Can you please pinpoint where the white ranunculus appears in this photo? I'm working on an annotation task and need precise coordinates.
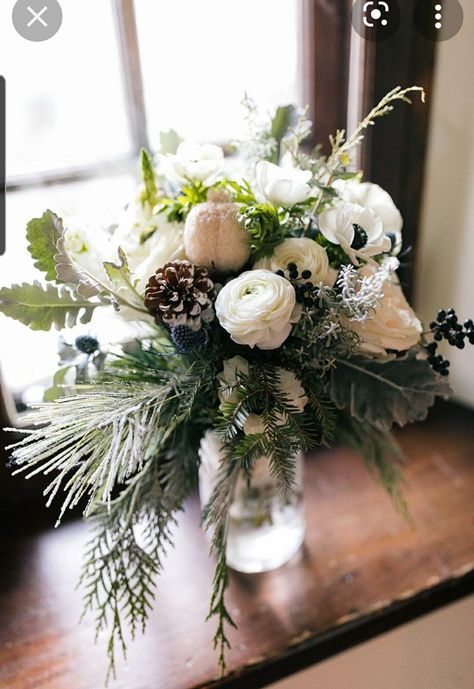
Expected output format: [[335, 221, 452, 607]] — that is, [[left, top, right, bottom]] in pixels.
[[318, 202, 391, 265], [256, 161, 313, 208], [165, 141, 224, 183], [218, 355, 250, 404], [215, 270, 300, 350], [254, 237, 330, 284], [333, 179, 403, 254], [350, 266, 422, 355]]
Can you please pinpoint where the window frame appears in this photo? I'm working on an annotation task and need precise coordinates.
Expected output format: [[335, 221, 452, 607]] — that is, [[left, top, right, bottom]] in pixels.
[[5, 0, 146, 194]]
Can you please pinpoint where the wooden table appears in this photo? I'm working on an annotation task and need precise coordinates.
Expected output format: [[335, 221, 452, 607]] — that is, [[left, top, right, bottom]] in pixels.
[[1, 402, 474, 689]]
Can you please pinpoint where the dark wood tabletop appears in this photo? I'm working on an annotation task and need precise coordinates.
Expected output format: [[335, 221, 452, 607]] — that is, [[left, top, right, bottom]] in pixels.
[[1, 401, 474, 689]]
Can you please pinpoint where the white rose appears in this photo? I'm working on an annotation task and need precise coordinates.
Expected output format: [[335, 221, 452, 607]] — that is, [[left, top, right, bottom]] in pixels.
[[218, 355, 250, 404], [318, 202, 391, 266], [165, 141, 224, 183], [256, 161, 313, 208], [215, 270, 300, 350], [254, 237, 330, 284], [333, 179, 403, 254], [350, 266, 422, 355]]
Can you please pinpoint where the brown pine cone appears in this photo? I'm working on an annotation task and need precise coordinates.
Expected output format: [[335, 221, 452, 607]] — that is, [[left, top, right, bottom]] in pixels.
[[144, 260, 215, 331]]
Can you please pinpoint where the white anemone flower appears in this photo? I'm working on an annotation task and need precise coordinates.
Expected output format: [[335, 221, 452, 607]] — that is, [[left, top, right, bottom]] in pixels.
[[318, 202, 391, 265], [333, 179, 403, 254]]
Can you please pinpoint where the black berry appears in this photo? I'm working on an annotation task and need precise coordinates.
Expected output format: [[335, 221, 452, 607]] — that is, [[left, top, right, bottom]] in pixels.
[[75, 335, 99, 355]]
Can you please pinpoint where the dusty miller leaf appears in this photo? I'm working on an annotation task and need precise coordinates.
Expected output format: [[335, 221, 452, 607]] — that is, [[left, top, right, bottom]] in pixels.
[[0, 281, 98, 331], [25, 209, 101, 298], [103, 248, 143, 309], [330, 352, 451, 430], [54, 236, 101, 299], [26, 209, 64, 282]]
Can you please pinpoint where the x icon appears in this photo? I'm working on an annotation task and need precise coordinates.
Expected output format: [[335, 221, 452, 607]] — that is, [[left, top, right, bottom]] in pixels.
[[26, 5, 48, 27]]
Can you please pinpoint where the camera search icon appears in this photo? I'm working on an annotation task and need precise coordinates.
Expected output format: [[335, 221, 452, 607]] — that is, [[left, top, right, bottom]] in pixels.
[[352, 0, 402, 41]]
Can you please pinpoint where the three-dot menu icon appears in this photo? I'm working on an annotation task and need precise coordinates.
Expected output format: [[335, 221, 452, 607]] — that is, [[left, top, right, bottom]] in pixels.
[[413, 0, 463, 41]]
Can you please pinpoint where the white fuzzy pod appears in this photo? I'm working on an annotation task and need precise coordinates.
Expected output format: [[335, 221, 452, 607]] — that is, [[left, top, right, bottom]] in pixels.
[[184, 200, 251, 273]]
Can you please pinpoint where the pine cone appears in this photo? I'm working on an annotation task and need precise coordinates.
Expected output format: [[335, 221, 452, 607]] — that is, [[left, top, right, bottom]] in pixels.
[[144, 260, 214, 331]]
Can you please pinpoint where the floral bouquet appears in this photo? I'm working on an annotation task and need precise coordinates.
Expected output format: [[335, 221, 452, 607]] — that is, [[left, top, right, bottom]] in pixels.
[[1, 86, 472, 679]]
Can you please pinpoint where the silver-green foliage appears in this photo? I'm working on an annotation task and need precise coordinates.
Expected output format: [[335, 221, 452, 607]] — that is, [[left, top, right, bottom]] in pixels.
[[0, 280, 99, 330], [330, 352, 451, 430]]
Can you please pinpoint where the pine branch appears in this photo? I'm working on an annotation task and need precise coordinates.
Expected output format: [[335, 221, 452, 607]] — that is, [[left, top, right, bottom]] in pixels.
[[201, 451, 240, 677], [8, 382, 176, 523], [305, 387, 337, 447], [79, 455, 190, 683], [338, 415, 412, 523]]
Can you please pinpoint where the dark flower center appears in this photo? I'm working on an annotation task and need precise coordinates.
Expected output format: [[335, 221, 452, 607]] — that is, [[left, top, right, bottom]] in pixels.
[[351, 223, 368, 250]]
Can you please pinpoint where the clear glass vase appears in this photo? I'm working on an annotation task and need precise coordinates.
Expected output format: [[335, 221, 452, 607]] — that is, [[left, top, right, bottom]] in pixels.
[[199, 431, 305, 574]]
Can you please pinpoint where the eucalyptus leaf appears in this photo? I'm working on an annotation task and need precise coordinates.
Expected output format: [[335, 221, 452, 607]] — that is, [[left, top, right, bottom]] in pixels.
[[330, 352, 451, 430], [0, 281, 99, 331]]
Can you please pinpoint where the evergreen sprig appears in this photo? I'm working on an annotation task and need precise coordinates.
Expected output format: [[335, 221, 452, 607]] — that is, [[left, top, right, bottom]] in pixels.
[[338, 414, 412, 522], [80, 450, 192, 683]]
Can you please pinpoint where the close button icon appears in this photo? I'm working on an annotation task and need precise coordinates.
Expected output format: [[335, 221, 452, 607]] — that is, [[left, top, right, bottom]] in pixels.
[[12, 0, 62, 42]]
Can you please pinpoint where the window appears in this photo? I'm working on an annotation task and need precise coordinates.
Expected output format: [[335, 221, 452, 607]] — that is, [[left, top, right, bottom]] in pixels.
[[0, 0, 299, 405], [0, 0, 436, 410]]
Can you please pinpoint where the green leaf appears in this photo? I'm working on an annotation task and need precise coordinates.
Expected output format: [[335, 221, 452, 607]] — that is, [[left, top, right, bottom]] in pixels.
[[159, 128, 182, 155], [0, 281, 98, 331], [330, 352, 451, 430], [26, 210, 64, 282], [270, 105, 297, 163], [43, 365, 74, 402], [139, 148, 159, 209]]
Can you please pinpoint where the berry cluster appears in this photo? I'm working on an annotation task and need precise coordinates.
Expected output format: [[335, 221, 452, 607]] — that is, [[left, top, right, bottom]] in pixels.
[[425, 309, 474, 376], [424, 341, 450, 376], [429, 309, 474, 348], [275, 264, 318, 308], [171, 326, 208, 354]]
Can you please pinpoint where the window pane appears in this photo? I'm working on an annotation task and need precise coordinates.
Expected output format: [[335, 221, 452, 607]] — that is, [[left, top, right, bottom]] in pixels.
[[0, 174, 136, 396], [135, 0, 299, 144], [1, 0, 132, 177]]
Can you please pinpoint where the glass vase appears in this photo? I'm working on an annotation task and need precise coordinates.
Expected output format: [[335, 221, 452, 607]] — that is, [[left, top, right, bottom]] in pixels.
[[199, 431, 305, 574]]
